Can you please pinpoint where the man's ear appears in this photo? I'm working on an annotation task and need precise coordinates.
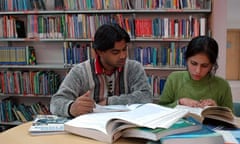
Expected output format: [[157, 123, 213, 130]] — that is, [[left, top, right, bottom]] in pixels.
[[95, 49, 103, 56]]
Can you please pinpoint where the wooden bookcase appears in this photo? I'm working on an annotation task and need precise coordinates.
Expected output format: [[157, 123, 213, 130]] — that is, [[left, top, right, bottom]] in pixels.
[[0, 0, 213, 125]]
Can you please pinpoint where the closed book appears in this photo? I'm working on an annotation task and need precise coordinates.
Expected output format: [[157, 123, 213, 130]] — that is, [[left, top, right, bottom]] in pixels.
[[15, 20, 26, 38], [122, 116, 202, 141], [147, 125, 224, 144], [29, 115, 69, 135], [159, 125, 224, 144]]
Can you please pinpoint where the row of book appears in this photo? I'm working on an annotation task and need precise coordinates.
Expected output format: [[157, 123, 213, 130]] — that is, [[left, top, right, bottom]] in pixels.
[[62, 42, 91, 65], [0, 46, 36, 65], [0, 42, 183, 63], [0, 0, 211, 11], [136, 16, 207, 39], [0, 0, 47, 11], [0, 70, 61, 95], [133, 43, 187, 67], [148, 75, 166, 97], [62, 41, 187, 68], [134, 0, 211, 10], [10, 14, 207, 40], [0, 99, 50, 123], [0, 16, 26, 38]]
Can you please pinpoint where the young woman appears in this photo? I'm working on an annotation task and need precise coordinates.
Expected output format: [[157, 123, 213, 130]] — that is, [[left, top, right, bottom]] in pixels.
[[159, 36, 233, 110]]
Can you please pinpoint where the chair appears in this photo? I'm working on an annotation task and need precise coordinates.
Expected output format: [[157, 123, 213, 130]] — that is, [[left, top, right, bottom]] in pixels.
[[233, 102, 240, 117]]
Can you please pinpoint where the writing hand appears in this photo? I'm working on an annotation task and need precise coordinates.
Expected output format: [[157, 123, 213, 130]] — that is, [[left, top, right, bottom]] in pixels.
[[69, 90, 95, 117]]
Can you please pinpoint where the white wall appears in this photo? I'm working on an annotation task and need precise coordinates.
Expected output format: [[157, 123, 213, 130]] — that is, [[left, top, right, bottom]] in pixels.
[[227, 0, 240, 29], [212, 1, 227, 78], [227, 0, 240, 102]]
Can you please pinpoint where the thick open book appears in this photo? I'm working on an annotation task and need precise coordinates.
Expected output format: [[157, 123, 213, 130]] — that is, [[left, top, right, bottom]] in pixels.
[[29, 115, 69, 135], [64, 103, 189, 143], [175, 105, 240, 128]]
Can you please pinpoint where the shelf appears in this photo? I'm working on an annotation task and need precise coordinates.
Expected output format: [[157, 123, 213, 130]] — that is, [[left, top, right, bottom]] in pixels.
[[0, 9, 211, 15], [0, 10, 65, 15], [0, 64, 69, 70], [144, 66, 186, 71], [0, 121, 22, 126], [1, 94, 52, 98], [131, 38, 192, 42], [0, 38, 192, 42]]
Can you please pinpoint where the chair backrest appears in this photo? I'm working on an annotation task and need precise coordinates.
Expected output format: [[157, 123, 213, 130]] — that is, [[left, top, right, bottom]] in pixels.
[[233, 102, 240, 117]]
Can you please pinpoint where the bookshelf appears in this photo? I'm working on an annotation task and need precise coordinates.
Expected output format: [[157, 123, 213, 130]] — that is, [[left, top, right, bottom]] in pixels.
[[0, 0, 213, 125]]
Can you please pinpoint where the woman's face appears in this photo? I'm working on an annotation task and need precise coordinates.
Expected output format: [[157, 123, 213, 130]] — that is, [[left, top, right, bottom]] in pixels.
[[187, 53, 213, 80]]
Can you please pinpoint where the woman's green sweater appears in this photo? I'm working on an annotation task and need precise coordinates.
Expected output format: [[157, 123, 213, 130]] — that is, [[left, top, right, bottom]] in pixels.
[[159, 71, 233, 110]]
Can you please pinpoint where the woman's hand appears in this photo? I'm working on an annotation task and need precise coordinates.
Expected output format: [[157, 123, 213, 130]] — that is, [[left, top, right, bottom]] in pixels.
[[179, 98, 200, 107], [199, 99, 217, 108]]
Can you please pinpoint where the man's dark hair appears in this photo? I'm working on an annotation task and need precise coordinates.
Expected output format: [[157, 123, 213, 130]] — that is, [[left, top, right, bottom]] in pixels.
[[93, 23, 130, 51]]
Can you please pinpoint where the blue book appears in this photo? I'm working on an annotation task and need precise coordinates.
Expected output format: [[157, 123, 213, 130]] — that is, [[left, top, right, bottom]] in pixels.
[[122, 117, 202, 141], [231, 129, 240, 142], [159, 125, 224, 144]]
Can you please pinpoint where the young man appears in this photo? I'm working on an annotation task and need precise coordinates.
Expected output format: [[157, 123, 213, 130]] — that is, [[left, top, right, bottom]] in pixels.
[[50, 24, 152, 117]]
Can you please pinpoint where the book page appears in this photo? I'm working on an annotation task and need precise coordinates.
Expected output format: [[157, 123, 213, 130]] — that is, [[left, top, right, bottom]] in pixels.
[[93, 103, 142, 113], [175, 105, 203, 116], [175, 105, 203, 122], [111, 103, 189, 129]]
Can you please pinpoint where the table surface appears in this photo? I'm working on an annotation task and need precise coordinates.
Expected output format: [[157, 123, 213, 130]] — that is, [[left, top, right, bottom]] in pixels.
[[0, 122, 147, 144]]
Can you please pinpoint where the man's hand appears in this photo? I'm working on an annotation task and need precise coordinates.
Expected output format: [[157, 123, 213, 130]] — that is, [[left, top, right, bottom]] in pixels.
[[69, 91, 95, 117], [98, 98, 107, 106]]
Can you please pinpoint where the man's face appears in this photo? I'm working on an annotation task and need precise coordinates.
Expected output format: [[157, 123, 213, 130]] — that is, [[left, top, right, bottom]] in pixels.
[[97, 40, 128, 71]]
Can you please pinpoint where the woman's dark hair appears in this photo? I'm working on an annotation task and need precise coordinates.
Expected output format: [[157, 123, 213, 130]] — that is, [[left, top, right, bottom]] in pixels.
[[93, 23, 130, 51], [185, 36, 219, 74]]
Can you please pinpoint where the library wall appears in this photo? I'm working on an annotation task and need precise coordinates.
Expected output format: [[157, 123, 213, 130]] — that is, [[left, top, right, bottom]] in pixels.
[[227, 0, 240, 29], [226, 0, 240, 102], [211, 0, 227, 78]]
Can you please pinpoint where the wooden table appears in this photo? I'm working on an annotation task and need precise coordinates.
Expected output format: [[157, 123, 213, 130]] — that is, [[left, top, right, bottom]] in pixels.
[[0, 122, 147, 144]]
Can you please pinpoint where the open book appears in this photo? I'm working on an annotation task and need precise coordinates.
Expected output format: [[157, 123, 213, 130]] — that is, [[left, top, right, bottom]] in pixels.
[[175, 105, 240, 128], [29, 115, 69, 135], [93, 103, 142, 113], [64, 103, 189, 143]]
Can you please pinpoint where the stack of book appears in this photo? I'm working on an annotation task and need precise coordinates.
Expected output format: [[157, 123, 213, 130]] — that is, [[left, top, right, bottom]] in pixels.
[[64, 103, 199, 143], [28, 103, 240, 144], [29, 115, 69, 135]]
